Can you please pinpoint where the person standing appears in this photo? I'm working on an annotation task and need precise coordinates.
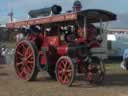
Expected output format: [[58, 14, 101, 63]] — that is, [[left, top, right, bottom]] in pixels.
[[73, 0, 82, 12], [16, 31, 24, 42], [121, 48, 128, 70]]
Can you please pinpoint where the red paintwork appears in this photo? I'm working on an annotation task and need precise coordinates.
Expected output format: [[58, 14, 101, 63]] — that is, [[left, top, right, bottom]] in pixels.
[[26, 25, 100, 65], [27, 33, 36, 41], [40, 55, 46, 65], [75, 38, 85, 44], [47, 36, 59, 47], [38, 51, 46, 65], [42, 36, 59, 47], [6, 13, 77, 28], [57, 44, 68, 56], [89, 41, 100, 48]]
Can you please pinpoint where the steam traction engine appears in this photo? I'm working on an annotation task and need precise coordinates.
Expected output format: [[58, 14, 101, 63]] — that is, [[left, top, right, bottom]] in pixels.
[[6, 5, 116, 86]]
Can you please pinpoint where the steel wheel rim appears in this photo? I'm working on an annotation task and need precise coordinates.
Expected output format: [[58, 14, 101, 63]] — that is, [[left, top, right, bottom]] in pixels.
[[56, 57, 74, 86], [15, 41, 35, 80]]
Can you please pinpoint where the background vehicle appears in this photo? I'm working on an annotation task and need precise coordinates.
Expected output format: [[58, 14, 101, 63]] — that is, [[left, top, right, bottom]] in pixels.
[[6, 6, 116, 86]]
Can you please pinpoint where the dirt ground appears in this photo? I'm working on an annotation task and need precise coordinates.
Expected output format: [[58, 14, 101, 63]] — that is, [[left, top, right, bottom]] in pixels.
[[0, 64, 128, 96]]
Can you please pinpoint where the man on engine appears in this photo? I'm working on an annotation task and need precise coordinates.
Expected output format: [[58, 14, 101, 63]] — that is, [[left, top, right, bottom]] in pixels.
[[73, 0, 82, 12]]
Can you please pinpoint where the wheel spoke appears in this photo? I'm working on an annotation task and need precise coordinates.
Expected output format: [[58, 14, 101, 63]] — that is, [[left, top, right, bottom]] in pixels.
[[20, 64, 25, 72], [19, 68, 25, 78], [67, 72, 72, 77], [27, 60, 33, 64], [19, 71, 24, 78], [63, 75, 69, 84], [23, 66, 29, 75], [58, 63, 63, 70], [16, 61, 23, 66], [25, 64, 32, 73], [27, 60, 34, 70], [17, 51, 23, 57], [25, 47, 31, 57], [58, 70, 63, 74], [21, 43, 27, 50], [62, 74, 65, 80], [67, 63, 71, 69], [26, 53, 33, 59], [25, 47, 29, 56], [63, 60, 68, 69], [66, 69, 72, 73]]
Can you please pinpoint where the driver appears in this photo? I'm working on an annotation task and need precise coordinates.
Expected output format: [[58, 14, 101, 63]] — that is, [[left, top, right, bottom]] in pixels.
[[86, 24, 102, 48], [76, 23, 102, 47], [65, 26, 75, 42]]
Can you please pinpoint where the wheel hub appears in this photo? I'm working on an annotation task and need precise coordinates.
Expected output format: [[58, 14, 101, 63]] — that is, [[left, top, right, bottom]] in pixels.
[[62, 69, 66, 73]]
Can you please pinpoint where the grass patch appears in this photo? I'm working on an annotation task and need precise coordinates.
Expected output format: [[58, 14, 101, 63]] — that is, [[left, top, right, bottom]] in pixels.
[[1, 42, 16, 48], [106, 63, 120, 70]]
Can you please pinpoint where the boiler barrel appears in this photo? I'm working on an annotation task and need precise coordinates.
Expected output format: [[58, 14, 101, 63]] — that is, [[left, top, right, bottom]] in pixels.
[[28, 5, 62, 18], [29, 7, 52, 18]]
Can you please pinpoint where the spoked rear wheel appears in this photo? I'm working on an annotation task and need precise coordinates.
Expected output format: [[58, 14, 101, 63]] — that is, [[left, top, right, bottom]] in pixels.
[[56, 56, 75, 86], [14, 40, 38, 81]]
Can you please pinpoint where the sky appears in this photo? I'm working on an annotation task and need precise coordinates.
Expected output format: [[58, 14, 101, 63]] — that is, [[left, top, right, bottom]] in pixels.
[[0, 0, 128, 22]]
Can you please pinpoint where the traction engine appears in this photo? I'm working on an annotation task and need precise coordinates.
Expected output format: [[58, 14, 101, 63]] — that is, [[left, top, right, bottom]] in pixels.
[[6, 5, 117, 86]]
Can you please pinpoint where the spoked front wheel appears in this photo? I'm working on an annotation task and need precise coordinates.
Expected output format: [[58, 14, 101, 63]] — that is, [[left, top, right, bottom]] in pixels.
[[56, 56, 75, 86]]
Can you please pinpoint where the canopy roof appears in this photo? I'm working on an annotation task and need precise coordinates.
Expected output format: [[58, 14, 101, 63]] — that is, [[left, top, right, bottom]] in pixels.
[[78, 9, 117, 23], [6, 9, 116, 28]]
